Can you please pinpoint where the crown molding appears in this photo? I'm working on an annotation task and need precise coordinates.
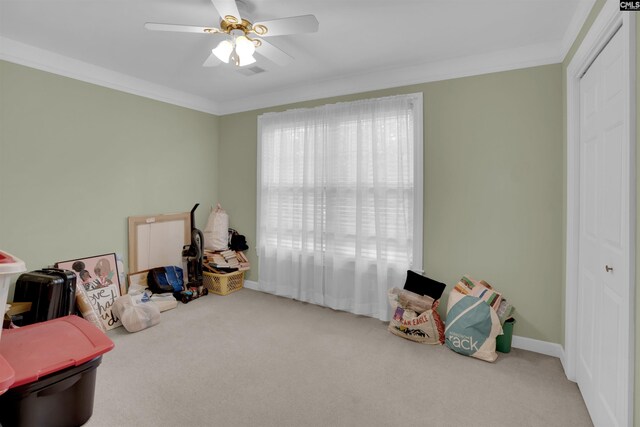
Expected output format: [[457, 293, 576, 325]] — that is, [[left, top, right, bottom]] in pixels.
[[219, 41, 564, 115], [220, 0, 596, 115], [0, 36, 222, 115], [558, 0, 598, 60], [1, 0, 594, 118]]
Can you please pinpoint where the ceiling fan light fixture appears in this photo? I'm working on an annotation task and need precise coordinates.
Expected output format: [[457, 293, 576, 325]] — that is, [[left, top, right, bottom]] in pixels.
[[238, 54, 256, 67], [145, 3, 319, 70], [235, 35, 255, 57], [212, 40, 234, 63]]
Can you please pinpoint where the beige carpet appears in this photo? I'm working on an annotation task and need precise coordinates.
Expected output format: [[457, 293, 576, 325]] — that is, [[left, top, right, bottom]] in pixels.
[[85, 288, 592, 427]]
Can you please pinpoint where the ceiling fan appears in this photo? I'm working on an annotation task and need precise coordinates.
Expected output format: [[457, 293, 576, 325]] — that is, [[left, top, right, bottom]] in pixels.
[[144, 0, 319, 67]]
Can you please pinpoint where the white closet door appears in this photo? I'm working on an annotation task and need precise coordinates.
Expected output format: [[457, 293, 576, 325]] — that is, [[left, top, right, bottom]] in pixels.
[[577, 27, 630, 427]]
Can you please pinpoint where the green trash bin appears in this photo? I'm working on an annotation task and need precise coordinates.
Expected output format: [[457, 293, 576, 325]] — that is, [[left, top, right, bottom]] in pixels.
[[496, 317, 516, 353]]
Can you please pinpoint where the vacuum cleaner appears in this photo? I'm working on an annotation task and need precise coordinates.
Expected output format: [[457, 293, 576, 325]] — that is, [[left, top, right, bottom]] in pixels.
[[180, 203, 208, 303]]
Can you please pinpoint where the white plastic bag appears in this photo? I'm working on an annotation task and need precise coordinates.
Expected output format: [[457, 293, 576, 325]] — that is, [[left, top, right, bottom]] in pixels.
[[204, 203, 229, 251], [112, 293, 160, 333]]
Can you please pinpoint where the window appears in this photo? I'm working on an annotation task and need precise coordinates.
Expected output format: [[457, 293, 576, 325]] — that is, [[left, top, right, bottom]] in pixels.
[[257, 93, 423, 320]]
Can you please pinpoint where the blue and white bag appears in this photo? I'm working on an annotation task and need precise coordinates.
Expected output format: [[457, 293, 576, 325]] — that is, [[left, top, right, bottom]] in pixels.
[[445, 290, 502, 362]]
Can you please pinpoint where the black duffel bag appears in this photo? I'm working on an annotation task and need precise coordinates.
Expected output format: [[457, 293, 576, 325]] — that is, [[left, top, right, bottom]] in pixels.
[[147, 266, 184, 294], [228, 228, 249, 251]]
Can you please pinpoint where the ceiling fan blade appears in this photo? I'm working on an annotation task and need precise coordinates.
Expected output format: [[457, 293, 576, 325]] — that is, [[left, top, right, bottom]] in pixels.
[[210, 0, 241, 23], [203, 51, 223, 67], [254, 15, 319, 37], [256, 38, 293, 66], [145, 22, 220, 34]]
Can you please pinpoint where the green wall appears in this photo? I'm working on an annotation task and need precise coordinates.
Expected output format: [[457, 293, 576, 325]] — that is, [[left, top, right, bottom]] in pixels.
[[2, 5, 636, 420], [0, 60, 219, 293], [2, 7, 635, 417], [219, 64, 564, 343]]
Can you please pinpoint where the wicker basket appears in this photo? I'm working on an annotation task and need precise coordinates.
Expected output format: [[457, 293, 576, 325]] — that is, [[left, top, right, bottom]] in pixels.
[[203, 271, 244, 295]]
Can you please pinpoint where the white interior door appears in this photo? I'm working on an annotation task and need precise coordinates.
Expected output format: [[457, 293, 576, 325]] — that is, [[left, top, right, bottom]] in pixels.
[[577, 27, 631, 427]]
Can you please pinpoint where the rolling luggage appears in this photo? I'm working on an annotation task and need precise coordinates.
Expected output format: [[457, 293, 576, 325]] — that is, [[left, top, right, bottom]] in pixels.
[[13, 269, 77, 325]]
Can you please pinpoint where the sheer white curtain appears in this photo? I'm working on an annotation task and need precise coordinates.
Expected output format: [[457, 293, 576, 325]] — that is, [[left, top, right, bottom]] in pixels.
[[257, 93, 422, 320]]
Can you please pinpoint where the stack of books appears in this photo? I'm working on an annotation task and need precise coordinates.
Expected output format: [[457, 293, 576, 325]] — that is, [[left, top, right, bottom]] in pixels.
[[203, 249, 250, 274], [204, 250, 229, 267], [221, 250, 240, 269], [236, 251, 250, 272], [454, 276, 502, 312]]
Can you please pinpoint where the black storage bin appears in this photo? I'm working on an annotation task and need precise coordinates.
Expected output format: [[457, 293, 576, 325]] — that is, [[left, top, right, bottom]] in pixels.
[[13, 269, 77, 325], [0, 316, 114, 427], [0, 357, 102, 427]]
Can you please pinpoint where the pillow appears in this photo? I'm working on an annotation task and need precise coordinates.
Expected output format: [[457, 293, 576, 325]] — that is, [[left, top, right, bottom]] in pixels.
[[403, 270, 447, 300]]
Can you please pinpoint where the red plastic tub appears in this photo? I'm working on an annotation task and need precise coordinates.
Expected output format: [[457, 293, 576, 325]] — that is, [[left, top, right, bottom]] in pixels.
[[0, 250, 26, 341], [0, 315, 114, 426], [0, 354, 14, 395]]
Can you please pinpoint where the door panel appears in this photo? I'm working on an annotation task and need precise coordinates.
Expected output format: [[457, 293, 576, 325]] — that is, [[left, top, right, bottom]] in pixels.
[[577, 269, 596, 379], [577, 27, 629, 427]]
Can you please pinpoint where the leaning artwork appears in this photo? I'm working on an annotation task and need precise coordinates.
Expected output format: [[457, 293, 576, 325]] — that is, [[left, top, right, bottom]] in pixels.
[[56, 252, 122, 331]]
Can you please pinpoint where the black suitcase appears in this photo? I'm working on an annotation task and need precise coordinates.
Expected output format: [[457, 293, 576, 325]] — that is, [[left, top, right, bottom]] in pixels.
[[13, 268, 77, 325]]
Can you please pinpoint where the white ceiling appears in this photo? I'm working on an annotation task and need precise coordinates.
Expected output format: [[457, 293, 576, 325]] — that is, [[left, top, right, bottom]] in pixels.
[[0, 0, 595, 115]]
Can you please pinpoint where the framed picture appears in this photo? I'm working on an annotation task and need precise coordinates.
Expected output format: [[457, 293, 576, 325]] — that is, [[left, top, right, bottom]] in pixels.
[[56, 252, 122, 331]]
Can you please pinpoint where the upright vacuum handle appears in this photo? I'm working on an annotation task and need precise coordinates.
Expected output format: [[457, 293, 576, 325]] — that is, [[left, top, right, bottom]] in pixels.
[[190, 203, 199, 232]]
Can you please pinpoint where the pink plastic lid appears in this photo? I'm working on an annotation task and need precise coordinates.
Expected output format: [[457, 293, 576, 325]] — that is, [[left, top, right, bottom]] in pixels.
[[0, 316, 114, 388], [0, 250, 26, 274], [0, 354, 15, 394], [0, 253, 14, 263]]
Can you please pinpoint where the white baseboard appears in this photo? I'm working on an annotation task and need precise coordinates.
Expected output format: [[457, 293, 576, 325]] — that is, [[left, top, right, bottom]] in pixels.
[[243, 280, 566, 363], [512, 335, 565, 360], [244, 279, 259, 290]]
